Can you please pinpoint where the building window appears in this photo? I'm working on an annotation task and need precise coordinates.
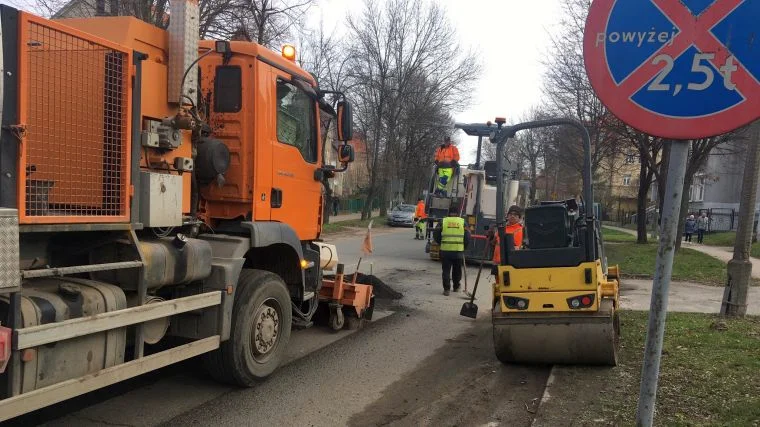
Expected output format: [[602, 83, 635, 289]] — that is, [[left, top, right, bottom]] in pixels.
[[691, 175, 705, 202], [624, 154, 636, 164], [622, 175, 631, 186]]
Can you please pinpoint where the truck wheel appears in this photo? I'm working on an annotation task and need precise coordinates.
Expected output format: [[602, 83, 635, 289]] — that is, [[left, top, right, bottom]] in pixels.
[[203, 269, 292, 387]]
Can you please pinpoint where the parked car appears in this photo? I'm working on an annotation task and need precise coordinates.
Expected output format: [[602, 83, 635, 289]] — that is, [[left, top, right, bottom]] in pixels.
[[387, 204, 416, 227]]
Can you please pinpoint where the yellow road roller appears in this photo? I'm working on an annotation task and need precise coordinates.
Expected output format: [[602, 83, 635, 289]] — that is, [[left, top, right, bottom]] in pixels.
[[486, 118, 620, 366]]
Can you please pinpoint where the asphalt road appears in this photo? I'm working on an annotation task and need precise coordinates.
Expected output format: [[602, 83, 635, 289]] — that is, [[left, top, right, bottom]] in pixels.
[[6, 226, 548, 427]]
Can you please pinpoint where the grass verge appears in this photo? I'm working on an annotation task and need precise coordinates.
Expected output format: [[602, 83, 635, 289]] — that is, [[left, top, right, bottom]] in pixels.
[[322, 216, 389, 235], [602, 227, 637, 243], [703, 231, 760, 258], [605, 242, 728, 285], [577, 311, 760, 426], [702, 231, 737, 247]]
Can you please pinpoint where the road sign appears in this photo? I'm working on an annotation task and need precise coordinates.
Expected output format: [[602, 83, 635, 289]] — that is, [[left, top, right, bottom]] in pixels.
[[584, 0, 760, 139]]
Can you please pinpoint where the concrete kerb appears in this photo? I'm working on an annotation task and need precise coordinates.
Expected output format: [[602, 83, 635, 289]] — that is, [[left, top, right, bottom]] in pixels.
[[531, 227, 760, 424]]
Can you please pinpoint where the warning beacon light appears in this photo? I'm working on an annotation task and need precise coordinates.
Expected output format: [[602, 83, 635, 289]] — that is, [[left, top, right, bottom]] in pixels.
[[282, 44, 296, 62]]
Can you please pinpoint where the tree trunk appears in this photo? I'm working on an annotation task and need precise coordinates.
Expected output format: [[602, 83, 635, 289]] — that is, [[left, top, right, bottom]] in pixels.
[[656, 142, 671, 219], [722, 121, 760, 317], [322, 182, 332, 225], [636, 155, 650, 244], [674, 167, 695, 251], [362, 189, 374, 220], [379, 177, 389, 217]]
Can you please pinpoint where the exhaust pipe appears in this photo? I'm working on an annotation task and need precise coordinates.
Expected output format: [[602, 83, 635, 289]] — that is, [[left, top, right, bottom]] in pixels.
[[167, 0, 199, 105]]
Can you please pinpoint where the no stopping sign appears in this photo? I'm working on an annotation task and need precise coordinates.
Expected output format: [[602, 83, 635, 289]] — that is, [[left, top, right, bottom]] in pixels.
[[583, 0, 760, 139]]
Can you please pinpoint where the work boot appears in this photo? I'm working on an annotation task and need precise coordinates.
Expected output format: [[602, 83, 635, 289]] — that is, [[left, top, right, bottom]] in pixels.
[[453, 284, 460, 292], [443, 289, 450, 296]]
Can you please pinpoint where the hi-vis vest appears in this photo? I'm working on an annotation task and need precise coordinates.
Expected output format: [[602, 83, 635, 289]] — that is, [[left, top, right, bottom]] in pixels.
[[441, 217, 465, 252]]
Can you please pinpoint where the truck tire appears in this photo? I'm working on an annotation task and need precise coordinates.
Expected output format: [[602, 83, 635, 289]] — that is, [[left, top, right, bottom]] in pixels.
[[203, 269, 292, 386]]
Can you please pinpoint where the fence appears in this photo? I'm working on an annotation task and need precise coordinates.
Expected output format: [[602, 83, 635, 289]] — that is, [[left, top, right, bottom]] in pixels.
[[699, 208, 734, 232], [334, 197, 380, 214]]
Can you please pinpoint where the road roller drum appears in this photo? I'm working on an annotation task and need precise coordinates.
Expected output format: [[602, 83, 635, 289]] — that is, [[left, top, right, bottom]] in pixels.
[[492, 299, 619, 365]]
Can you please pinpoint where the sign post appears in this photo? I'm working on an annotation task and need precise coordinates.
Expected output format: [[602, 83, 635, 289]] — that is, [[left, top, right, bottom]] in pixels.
[[583, 1, 760, 425], [634, 139, 687, 425]]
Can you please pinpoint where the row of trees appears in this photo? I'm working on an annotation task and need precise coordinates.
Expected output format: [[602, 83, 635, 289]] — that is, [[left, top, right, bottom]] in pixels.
[[496, 0, 749, 249], [26, 0, 742, 238], [295, 0, 481, 219]]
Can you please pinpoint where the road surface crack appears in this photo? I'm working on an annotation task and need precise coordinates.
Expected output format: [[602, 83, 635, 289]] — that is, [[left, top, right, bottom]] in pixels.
[[74, 415, 135, 427]]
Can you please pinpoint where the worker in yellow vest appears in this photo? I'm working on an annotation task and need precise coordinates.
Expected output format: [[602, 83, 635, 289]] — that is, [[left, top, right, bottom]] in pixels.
[[433, 206, 471, 296]]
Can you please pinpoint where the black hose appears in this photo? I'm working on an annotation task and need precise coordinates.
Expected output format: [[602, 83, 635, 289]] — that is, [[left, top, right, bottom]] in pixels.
[[190, 166, 199, 220], [177, 48, 213, 105]]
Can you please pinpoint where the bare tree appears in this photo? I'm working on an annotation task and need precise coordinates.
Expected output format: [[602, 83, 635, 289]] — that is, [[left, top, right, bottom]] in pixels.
[[18, 0, 313, 46], [345, 0, 481, 219], [542, 0, 621, 185], [514, 108, 550, 204], [226, 0, 315, 47]]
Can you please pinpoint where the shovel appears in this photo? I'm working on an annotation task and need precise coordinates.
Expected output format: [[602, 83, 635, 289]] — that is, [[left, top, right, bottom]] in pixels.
[[460, 246, 490, 318], [461, 258, 487, 318]]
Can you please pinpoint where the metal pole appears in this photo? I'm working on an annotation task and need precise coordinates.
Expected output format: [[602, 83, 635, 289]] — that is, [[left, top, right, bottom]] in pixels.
[[473, 136, 484, 221], [635, 139, 689, 426], [495, 138, 506, 225]]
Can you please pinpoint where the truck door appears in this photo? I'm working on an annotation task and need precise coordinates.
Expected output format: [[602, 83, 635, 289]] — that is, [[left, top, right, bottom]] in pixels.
[[270, 77, 322, 240]]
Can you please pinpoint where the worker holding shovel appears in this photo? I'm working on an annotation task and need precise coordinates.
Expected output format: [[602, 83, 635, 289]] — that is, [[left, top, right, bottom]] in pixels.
[[433, 206, 471, 296]]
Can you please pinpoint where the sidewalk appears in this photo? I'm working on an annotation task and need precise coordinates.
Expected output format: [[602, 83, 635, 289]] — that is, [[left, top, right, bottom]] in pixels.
[[329, 210, 380, 223], [604, 225, 760, 279]]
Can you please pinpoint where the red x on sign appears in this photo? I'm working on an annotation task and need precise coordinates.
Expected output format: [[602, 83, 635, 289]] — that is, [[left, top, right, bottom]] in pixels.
[[584, 0, 760, 139]]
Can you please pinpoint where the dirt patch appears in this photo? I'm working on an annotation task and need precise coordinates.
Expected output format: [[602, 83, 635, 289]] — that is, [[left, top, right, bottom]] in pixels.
[[348, 320, 550, 427], [324, 273, 403, 300]]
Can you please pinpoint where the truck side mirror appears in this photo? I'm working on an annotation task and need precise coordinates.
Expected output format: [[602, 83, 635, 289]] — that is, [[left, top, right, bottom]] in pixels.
[[339, 144, 354, 163], [336, 100, 353, 142]]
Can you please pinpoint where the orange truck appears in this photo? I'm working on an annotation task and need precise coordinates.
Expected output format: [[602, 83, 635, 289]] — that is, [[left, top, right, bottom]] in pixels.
[[0, 0, 373, 420]]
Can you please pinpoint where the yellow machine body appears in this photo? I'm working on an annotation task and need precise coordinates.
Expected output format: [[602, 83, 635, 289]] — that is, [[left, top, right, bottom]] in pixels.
[[492, 260, 621, 365]]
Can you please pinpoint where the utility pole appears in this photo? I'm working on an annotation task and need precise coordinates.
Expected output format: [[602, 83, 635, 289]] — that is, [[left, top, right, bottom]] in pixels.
[[721, 120, 760, 317]]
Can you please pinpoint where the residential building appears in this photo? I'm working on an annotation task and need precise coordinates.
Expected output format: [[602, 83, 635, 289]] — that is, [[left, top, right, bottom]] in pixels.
[[598, 150, 646, 222], [342, 135, 370, 196], [686, 143, 760, 232]]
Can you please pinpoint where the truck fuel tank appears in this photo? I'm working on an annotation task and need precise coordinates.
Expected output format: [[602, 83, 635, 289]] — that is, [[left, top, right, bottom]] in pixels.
[[91, 235, 213, 290]]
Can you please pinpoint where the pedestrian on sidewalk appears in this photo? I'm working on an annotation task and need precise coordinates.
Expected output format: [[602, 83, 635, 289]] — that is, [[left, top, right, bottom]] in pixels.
[[332, 196, 340, 216], [697, 213, 709, 243], [684, 214, 697, 242], [433, 206, 471, 296]]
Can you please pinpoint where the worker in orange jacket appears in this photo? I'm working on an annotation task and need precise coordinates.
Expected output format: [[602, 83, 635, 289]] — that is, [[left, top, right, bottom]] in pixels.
[[414, 197, 427, 239], [434, 137, 460, 196], [490, 205, 524, 276]]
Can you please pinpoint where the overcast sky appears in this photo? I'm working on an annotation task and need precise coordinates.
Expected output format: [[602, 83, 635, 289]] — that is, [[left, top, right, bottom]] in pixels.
[[1, 0, 565, 164], [315, 0, 564, 164]]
